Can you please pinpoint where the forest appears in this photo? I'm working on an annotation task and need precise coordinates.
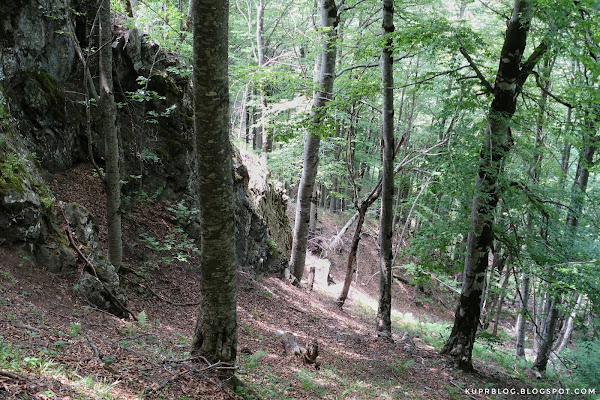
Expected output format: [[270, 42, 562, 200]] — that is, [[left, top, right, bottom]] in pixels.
[[0, 0, 599, 399]]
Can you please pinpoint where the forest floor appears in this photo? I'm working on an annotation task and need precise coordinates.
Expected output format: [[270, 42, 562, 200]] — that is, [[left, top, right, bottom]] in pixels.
[[0, 163, 559, 399]]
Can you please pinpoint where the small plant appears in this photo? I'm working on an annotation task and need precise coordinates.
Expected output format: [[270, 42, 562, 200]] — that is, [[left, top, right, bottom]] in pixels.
[[168, 200, 199, 224], [444, 383, 462, 400], [136, 310, 148, 328], [0, 268, 15, 284], [243, 350, 267, 372], [68, 322, 82, 337], [392, 359, 415, 374], [117, 324, 137, 336]]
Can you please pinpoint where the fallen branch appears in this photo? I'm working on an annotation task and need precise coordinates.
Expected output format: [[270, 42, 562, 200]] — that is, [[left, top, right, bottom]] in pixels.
[[0, 370, 26, 380], [144, 356, 237, 398], [58, 203, 136, 320], [16, 323, 41, 333], [328, 211, 359, 251], [84, 332, 101, 360]]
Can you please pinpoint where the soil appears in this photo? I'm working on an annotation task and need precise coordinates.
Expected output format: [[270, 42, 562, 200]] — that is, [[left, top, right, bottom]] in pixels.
[[0, 163, 539, 399]]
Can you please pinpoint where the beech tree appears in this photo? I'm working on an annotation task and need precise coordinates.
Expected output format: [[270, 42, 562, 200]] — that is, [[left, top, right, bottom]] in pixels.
[[191, 0, 238, 365], [289, 0, 339, 283], [376, 0, 394, 340], [441, 0, 547, 371], [98, 0, 122, 270]]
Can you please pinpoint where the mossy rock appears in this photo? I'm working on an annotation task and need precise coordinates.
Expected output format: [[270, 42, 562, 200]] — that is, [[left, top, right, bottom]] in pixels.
[[0, 151, 27, 194], [23, 71, 67, 122]]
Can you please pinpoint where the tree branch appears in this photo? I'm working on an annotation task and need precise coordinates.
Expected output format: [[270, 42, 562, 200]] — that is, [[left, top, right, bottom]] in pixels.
[[336, 62, 379, 78], [459, 46, 494, 94], [531, 70, 574, 108]]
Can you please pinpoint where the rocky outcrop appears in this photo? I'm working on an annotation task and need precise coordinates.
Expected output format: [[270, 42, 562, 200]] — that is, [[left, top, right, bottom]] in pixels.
[[0, 0, 77, 83], [0, 0, 291, 281], [0, 123, 77, 274], [238, 150, 292, 274]]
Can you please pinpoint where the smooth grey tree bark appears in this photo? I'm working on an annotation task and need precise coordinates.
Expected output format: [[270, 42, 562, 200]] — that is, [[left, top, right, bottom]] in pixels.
[[441, 0, 547, 371], [289, 0, 338, 283], [515, 273, 531, 358], [191, 0, 238, 366], [376, 0, 395, 340], [533, 115, 597, 372], [554, 293, 583, 354], [515, 57, 553, 358], [98, 0, 122, 271]]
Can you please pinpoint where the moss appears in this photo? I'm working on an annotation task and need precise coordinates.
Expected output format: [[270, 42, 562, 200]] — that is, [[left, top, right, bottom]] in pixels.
[[0, 151, 26, 194], [24, 71, 67, 122]]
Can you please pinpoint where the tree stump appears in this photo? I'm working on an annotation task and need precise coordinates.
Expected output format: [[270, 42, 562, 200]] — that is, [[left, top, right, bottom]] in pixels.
[[280, 332, 320, 369]]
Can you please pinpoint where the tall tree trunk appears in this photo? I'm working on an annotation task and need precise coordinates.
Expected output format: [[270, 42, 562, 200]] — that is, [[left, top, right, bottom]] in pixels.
[[376, 0, 395, 340], [534, 286, 551, 354], [289, 0, 338, 283], [183, 0, 194, 31], [191, 0, 237, 366], [336, 204, 368, 306], [515, 272, 530, 358], [337, 184, 382, 306], [253, 106, 263, 151], [255, 0, 271, 161], [554, 293, 583, 354], [329, 125, 342, 213], [516, 58, 552, 357], [441, 0, 545, 371], [99, 0, 122, 271], [309, 184, 318, 233], [492, 262, 510, 336], [532, 296, 560, 372], [533, 114, 597, 372]]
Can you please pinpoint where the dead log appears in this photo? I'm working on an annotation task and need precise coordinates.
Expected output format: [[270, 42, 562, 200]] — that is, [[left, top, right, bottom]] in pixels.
[[280, 332, 320, 369]]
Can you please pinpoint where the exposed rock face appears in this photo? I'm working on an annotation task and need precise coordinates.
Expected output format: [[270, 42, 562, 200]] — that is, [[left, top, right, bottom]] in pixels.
[[0, 0, 291, 281], [238, 150, 292, 274], [63, 202, 128, 318], [0, 0, 76, 83], [0, 127, 77, 274]]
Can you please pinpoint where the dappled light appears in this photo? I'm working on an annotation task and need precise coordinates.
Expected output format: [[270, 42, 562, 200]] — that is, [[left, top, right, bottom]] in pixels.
[[1, 0, 599, 398]]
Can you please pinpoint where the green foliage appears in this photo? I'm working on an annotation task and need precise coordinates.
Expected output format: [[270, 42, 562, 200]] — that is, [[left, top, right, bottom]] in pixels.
[[136, 310, 148, 328], [392, 359, 416, 375], [167, 200, 199, 225], [565, 339, 600, 389], [68, 322, 82, 337], [139, 227, 199, 268], [0, 152, 25, 193]]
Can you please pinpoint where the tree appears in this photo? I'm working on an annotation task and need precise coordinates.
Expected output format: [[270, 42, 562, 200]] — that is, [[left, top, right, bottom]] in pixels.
[[191, 0, 238, 366], [376, 0, 394, 340], [533, 112, 598, 372], [288, 0, 338, 284], [98, 0, 122, 271], [441, 0, 547, 371]]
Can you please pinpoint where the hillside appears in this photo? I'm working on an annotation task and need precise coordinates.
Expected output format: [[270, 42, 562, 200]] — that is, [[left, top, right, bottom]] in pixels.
[[0, 161, 547, 400]]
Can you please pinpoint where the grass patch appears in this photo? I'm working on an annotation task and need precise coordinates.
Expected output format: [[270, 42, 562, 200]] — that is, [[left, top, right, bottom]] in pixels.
[[0, 341, 120, 399]]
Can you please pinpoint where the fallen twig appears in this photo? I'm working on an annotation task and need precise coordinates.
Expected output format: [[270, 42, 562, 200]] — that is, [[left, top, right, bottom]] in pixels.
[[0, 370, 26, 380], [59, 204, 137, 320], [84, 332, 101, 360]]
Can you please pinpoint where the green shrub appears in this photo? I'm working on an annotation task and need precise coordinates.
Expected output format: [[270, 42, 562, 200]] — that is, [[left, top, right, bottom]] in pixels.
[[565, 339, 600, 389]]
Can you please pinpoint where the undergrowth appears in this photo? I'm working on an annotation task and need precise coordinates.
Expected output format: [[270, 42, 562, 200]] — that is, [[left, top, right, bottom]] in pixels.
[[0, 341, 120, 399]]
